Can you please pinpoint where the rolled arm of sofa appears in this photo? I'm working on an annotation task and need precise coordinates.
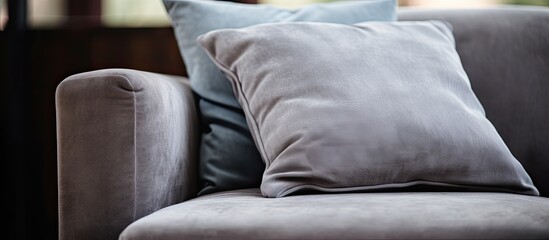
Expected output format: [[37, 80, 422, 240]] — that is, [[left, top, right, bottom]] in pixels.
[[56, 69, 199, 240]]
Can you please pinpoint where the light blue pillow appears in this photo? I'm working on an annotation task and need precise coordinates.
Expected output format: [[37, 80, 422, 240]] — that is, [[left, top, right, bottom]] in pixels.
[[163, 0, 397, 195]]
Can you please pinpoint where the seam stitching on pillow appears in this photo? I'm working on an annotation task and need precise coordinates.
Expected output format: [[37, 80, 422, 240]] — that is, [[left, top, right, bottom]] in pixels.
[[278, 181, 532, 198], [428, 21, 455, 45]]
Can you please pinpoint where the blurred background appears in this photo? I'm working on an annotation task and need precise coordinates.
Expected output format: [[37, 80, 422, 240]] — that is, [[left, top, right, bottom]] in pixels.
[[1, 0, 547, 239], [2, 0, 547, 28]]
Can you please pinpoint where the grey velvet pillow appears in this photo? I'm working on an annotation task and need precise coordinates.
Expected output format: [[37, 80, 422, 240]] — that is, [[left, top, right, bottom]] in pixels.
[[198, 21, 539, 198], [163, 0, 398, 195]]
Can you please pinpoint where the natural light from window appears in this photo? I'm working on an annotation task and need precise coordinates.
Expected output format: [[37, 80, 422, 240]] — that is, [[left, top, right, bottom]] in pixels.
[[102, 0, 169, 27], [0, 0, 7, 30], [8, 0, 547, 29]]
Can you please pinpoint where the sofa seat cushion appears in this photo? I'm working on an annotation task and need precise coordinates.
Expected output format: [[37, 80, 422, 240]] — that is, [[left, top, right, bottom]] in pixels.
[[120, 189, 549, 239]]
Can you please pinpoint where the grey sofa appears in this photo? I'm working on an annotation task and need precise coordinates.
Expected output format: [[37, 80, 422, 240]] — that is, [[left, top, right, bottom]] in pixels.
[[56, 8, 549, 240]]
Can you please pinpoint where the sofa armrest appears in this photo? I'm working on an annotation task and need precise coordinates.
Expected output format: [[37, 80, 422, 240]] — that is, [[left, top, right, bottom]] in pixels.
[[56, 69, 199, 240]]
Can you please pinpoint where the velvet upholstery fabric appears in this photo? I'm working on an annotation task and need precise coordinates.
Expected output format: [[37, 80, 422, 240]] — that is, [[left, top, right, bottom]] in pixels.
[[120, 188, 549, 240], [398, 7, 549, 197], [56, 7, 549, 240], [163, 0, 398, 195], [198, 21, 538, 198], [56, 69, 199, 240]]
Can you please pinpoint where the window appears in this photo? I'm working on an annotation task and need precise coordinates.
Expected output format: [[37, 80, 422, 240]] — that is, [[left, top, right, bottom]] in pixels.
[[26, 0, 172, 28], [1, 0, 8, 29], [9, 0, 547, 29], [101, 0, 170, 27], [29, 0, 65, 27]]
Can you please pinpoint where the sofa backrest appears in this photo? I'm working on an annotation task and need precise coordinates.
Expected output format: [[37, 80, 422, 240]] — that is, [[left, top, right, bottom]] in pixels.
[[399, 7, 549, 196]]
